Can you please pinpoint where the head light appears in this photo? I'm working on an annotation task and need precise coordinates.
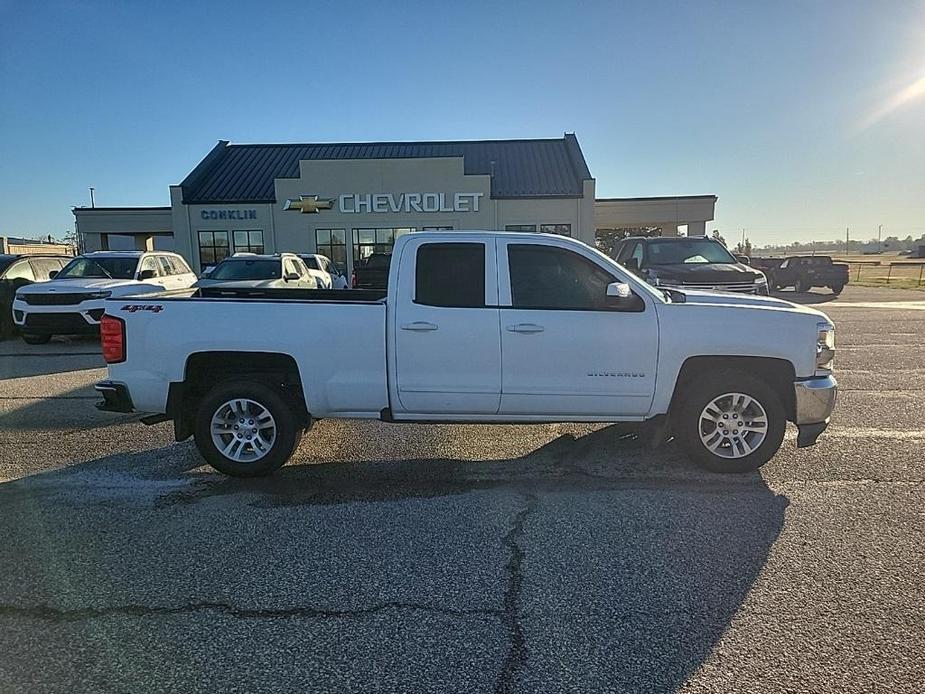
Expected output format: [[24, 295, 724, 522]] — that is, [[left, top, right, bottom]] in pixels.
[[816, 322, 835, 372], [755, 274, 768, 285]]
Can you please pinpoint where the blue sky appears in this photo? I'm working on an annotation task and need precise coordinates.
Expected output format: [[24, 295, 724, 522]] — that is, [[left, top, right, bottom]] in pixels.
[[1, 0, 923, 245]]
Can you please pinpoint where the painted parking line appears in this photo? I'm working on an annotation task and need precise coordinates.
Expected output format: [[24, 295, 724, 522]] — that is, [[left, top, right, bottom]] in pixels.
[[826, 301, 925, 310]]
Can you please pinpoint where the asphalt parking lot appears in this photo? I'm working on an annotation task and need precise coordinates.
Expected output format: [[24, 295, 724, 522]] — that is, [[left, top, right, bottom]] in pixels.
[[0, 285, 922, 693]]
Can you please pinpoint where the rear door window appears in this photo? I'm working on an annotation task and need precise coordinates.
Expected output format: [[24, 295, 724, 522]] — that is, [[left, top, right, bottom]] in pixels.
[[415, 243, 485, 308], [5, 260, 35, 281]]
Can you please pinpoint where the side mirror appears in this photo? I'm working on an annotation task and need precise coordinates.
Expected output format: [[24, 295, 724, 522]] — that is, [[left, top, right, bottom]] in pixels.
[[284, 272, 301, 282], [49, 270, 58, 279], [735, 255, 751, 266], [606, 281, 645, 311], [623, 257, 639, 272], [138, 269, 156, 281]]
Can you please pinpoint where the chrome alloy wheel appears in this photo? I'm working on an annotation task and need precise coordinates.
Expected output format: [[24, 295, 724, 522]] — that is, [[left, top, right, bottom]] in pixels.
[[210, 398, 277, 463], [698, 392, 769, 460]]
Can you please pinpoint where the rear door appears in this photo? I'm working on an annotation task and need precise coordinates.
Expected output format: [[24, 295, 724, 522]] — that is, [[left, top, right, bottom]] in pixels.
[[392, 237, 501, 415], [497, 239, 659, 417]]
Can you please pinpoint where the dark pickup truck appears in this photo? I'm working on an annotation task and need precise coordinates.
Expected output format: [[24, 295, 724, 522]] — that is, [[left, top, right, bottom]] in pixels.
[[351, 253, 392, 290], [762, 256, 850, 295]]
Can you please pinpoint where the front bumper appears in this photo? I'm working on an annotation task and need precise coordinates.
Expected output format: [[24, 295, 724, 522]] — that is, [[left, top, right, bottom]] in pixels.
[[12, 298, 105, 335], [793, 375, 837, 447], [95, 381, 135, 413]]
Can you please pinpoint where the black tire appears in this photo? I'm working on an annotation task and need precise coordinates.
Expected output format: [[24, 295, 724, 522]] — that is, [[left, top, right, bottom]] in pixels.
[[831, 283, 845, 295], [794, 278, 809, 293], [675, 369, 786, 473], [193, 379, 303, 477], [22, 333, 52, 345]]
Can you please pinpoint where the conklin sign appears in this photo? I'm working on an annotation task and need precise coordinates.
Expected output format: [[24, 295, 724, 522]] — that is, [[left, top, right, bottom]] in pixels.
[[339, 192, 483, 214]]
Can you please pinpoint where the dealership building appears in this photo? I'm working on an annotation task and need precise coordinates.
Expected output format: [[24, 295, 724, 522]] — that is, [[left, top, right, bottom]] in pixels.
[[74, 134, 716, 274]]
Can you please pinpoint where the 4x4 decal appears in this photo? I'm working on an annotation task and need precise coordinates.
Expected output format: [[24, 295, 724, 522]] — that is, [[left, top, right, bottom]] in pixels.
[[121, 304, 164, 313]]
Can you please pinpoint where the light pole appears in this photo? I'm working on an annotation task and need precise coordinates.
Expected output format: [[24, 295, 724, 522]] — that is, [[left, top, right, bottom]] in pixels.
[[878, 224, 882, 253], [89, 187, 96, 208]]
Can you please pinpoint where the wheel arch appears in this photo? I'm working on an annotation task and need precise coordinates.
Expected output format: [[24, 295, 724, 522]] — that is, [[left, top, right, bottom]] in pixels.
[[668, 355, 797, 423], [170, 351, 309, 441]]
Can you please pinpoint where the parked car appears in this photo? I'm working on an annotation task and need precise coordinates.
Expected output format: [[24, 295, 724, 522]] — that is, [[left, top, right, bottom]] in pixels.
[[12, 251, 196, 344], [767, 256, 849, 294], [0, 255, 70, 338], [612, 236, 769, 295], [96, 231, 836, 478], [194, 253, 318, 290], [297, 253, 347, 289], [351, 253, 391, 289]]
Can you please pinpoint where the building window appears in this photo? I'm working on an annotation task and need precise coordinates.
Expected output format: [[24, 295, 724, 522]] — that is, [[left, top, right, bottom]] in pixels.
[[415, 243, 486, 308], [422, 226, 454, 231], [505, 224, 537, 232], [233, 230, 264, 254], [198, 231, 230, 269], [540, 223, 571, 237], [315, 228, 347, 273], [353, 227, 414, 261]]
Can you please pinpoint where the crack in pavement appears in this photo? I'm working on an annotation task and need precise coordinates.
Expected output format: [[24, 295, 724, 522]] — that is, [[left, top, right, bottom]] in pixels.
[[0, 600, 499, 624], [494, 492, 538, 694]]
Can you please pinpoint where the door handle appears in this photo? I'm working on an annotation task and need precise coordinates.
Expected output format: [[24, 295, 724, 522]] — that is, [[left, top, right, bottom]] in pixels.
[[401, 321, 439, 331], [506, 323, 544, 333]]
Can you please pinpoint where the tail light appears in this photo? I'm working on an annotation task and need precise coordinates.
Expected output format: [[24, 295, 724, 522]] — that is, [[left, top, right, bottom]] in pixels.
[[351, 272, 358, 288], [100, 315, 126, 364]]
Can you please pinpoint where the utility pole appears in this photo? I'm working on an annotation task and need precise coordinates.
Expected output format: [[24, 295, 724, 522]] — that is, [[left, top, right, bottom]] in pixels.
[[89, 187, 96, 208], [846, 227, 850, 255], [878, 224, 882, 252]]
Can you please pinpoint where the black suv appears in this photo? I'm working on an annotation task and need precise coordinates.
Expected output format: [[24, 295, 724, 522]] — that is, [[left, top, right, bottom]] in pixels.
[[612, 236, 769, 295]]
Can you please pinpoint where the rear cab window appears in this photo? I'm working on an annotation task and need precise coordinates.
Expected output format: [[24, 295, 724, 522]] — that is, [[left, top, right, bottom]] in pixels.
[[415, 243, 486, 308]]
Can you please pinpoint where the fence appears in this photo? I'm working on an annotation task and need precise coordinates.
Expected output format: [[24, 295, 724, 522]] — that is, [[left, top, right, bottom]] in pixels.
[[839, 260, 925, 287]]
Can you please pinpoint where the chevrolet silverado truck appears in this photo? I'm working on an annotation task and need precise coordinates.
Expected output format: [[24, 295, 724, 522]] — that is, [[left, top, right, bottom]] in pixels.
[[95, 231, 837, 477]]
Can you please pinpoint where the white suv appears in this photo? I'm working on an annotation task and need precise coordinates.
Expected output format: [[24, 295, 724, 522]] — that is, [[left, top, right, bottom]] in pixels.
[[12, 251, 197, 344], [194, 253, 318, 290]]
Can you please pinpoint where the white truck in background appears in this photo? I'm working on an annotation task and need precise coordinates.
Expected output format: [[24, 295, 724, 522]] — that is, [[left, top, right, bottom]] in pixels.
[[95, 231, 837, 477]]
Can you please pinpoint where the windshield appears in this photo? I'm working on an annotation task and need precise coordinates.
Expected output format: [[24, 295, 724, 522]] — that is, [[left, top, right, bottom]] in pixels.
[[57, 256, 138, 279], [647, 239, 737, 265], [364, 254, 391, 269], [209, 259, 281, 280]]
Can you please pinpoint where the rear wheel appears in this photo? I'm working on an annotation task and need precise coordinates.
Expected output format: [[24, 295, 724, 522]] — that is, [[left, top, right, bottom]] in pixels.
[[794, 278, 810, 293], [675, 370, 786, 473], [193, 380, 303, 477], [22, 333, 52, 345]]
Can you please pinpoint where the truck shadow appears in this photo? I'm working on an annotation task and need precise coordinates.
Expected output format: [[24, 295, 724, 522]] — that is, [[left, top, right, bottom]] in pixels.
[[771, 289, 841, 304], [0, 425, 786, 691]]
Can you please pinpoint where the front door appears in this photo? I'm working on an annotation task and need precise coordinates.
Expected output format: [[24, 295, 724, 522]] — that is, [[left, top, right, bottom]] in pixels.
[[394, 238, 501, 415], [498, 240, 659, 417]]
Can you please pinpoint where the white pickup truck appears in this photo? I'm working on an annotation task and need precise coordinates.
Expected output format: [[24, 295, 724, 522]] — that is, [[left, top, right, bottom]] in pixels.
[[95, 231, 837, 477]]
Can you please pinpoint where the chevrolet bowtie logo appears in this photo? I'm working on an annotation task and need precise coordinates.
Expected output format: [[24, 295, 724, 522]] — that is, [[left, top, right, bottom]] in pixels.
[[283, 195, 335, 213]]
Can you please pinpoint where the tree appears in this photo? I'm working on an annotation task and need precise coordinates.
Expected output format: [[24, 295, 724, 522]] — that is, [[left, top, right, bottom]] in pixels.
[[711, 230, 727, 247]]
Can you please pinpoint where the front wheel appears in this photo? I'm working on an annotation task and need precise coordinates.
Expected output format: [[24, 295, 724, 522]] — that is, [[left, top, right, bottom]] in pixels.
[[22, 333, 52, 345], [193, 380, 303, 477], [831, 283, 845, 295], [675, 370, 786, 473]]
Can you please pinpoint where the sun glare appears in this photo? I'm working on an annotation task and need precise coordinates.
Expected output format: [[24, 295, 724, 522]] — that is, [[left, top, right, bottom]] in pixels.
[[859, 68, 925, 130]]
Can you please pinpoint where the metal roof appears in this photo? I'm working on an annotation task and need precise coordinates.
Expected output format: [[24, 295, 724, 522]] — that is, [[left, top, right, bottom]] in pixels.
[[180, 134, 592, 204]]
